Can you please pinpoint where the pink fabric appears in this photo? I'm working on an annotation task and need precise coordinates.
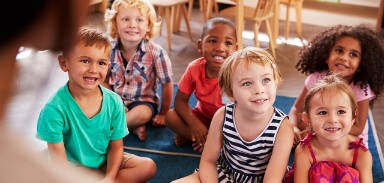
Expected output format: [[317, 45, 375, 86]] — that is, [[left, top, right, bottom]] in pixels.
[[177, 57, 223, 125], [285, 133, 367, 183]]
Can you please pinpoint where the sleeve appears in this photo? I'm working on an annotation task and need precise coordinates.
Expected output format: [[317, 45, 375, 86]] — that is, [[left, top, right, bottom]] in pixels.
[[36, 105, 65, 143], [177, 64, 196, 95], [109, 96, 129, 140], [304, 72, 323, 90], [352, 84, 376, 102], [154, 46, 173, 84]]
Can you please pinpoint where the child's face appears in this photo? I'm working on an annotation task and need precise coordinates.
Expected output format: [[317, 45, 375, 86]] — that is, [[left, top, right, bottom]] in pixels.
[[116, 6, 149, 43], [326, 36, 361, 83], [59, 42, 110, 91], [198, 23, 237, 71], [303, 90, 355, 142], [230, 63, 276, 114]]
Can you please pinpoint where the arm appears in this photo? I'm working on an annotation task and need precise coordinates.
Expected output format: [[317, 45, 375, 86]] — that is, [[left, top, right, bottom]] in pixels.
[[175, 90, 209, 149], [293, 144, 311, 183], [289, 86, 310, 144], [349, 99, 369, 137], [199, 107, 225, 183], [101, 139, 124, 183], [355, 147, 373, 183], [47, 142, 69, 167], [263, 118, 294, 182], [152, 82, 173, 126]]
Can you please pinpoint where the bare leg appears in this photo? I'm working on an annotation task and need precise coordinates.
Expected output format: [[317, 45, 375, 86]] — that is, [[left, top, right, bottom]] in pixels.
[[116, 154, 156, 183], [171, 172, 201, 183], [165, 109, 193, 145], [126, 105, 152, 141]]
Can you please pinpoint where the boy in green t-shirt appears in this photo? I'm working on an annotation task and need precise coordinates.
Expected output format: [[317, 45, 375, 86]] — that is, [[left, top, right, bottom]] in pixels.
[[36, 27, 156, 183]]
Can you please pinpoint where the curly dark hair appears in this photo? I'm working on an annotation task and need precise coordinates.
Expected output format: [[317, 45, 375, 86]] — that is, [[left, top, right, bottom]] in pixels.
[[296, 24, 384, 105]]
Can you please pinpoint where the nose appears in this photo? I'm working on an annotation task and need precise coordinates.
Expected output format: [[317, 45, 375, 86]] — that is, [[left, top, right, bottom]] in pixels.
[[88, 63, 98, 73], [327, 113, 338, 123], [253, 82, 264, 95], [214, 42, 226, 52]]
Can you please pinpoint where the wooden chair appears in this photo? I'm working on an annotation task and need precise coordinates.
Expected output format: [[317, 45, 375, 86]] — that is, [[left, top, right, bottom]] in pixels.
[[149, 0, 193, 50], [279, 0, 304, 41], [219, 0, 278, 58]]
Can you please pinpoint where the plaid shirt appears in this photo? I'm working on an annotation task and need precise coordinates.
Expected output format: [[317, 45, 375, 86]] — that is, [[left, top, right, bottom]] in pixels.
[[108, 39, 173, 106]]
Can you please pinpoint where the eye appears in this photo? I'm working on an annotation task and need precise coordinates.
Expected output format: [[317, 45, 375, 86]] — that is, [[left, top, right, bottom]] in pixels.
[[334, 48, 343, 54], [317, 111, 327, 115], [350, 52, 359, 58], [241, 81, 252, 87], [99, 61, 108, 66], [137, 18, 144, 22], [337, 110, 347, 115], [80, 59, 89, 64], [207, 39, 216, 44], [225, 41, 234, 46], [262, 78, 271, 84], [122, 18, 129, 22]]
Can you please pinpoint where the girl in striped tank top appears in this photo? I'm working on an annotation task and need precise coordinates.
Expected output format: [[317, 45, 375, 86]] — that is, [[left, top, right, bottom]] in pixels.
[[172, 47, 294, 183]]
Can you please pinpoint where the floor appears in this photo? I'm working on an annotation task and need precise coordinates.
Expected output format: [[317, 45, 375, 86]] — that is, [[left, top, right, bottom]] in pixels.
[[6, 5, 384, 159]]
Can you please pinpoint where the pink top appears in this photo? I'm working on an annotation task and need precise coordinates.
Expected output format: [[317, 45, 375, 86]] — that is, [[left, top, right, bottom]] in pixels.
[[305, 71, 375, 102], [177, 57, 223, 123], [285, 133, 368, 183]]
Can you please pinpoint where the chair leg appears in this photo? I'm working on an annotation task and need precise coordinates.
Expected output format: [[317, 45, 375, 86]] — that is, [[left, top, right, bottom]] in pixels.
[[265, 19, 276, 58], [181, 3, 194, 41], [165, 7, 172, 50], [295, 1, 303, 39], [253, 22, 260, 47], [285, 2, 291, 42], [187, 0, 194, 20]]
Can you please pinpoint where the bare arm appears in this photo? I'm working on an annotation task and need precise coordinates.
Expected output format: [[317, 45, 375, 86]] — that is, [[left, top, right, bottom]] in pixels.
[[289, 87, 310, 144], [174, 90, 208, 147], [263, 118, 294, 182], [293, 144, 311, 183], [47, 142, 69, 167], [102, 139, 124, 183], [349, 99, 369, 137], [356, 147, 373, 182], [199, 107, 225, 182], [153, 82, 173, 126]]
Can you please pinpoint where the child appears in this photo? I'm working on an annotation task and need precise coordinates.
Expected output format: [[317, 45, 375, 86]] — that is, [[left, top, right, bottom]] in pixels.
[[289, 24, 384, 145], [104, 0, 173, 141], [286, 74, 372, 182], [36, 27, 156, 183], [165, 17, 237, 152], [173, 47, 294, 182]]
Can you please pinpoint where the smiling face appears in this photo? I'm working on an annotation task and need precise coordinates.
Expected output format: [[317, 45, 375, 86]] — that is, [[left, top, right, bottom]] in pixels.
[[59, 41, 110, 93], [326, 36, 362, 83], [303, 89, 355, 142], [198, 23, 237, 72], [116, 6, 149, 44], [230, 63, 277, 114]]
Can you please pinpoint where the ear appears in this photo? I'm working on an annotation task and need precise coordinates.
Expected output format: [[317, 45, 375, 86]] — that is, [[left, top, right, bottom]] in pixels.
[[302, 112, 311, 127], [197, 39, 203, 54], [58, 55, 69, 72]]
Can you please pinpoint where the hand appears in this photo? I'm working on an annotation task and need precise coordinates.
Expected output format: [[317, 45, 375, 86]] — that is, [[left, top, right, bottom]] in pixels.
[[99, 177, 114, 183], [152, 114, 166, 127], [293, 129, 310, 146], [190, 122, 208, 151]]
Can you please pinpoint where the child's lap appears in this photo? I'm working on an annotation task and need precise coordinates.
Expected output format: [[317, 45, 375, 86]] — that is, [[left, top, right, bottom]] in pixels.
[[192, 108, 211, 128]]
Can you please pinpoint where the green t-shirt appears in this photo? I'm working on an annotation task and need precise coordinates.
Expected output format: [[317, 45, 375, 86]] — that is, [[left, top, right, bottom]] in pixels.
[[36, 84, 128, 168]]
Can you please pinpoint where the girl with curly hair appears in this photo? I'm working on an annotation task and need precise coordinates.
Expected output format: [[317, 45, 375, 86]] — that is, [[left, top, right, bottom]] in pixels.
[[289, 24, 384, 147]]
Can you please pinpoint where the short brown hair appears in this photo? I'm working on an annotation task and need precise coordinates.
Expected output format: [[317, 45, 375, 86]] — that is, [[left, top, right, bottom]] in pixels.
[[219, 47, 281, 98]]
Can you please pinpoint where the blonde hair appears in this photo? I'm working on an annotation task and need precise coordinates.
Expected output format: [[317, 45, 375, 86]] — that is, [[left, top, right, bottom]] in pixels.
[[219, 47, 282, 98], [62, 26, 111, 57], [304, 74, 358, 118], [104, 0, 161, 40]]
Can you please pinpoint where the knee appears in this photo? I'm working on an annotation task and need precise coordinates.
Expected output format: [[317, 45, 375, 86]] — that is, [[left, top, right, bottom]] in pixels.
[[142, 157, 156, 179]]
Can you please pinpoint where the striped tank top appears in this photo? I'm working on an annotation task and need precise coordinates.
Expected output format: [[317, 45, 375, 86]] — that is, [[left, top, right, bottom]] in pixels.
[[217, 103, 286, 183]]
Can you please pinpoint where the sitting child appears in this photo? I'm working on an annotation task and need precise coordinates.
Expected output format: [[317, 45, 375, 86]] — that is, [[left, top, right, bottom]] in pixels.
[[286, 74, 372, 182], [104, 0, 173, 141], [36, 27, 156, 183], [172, 47, 294, 182], [165, 17, 237, 152]]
